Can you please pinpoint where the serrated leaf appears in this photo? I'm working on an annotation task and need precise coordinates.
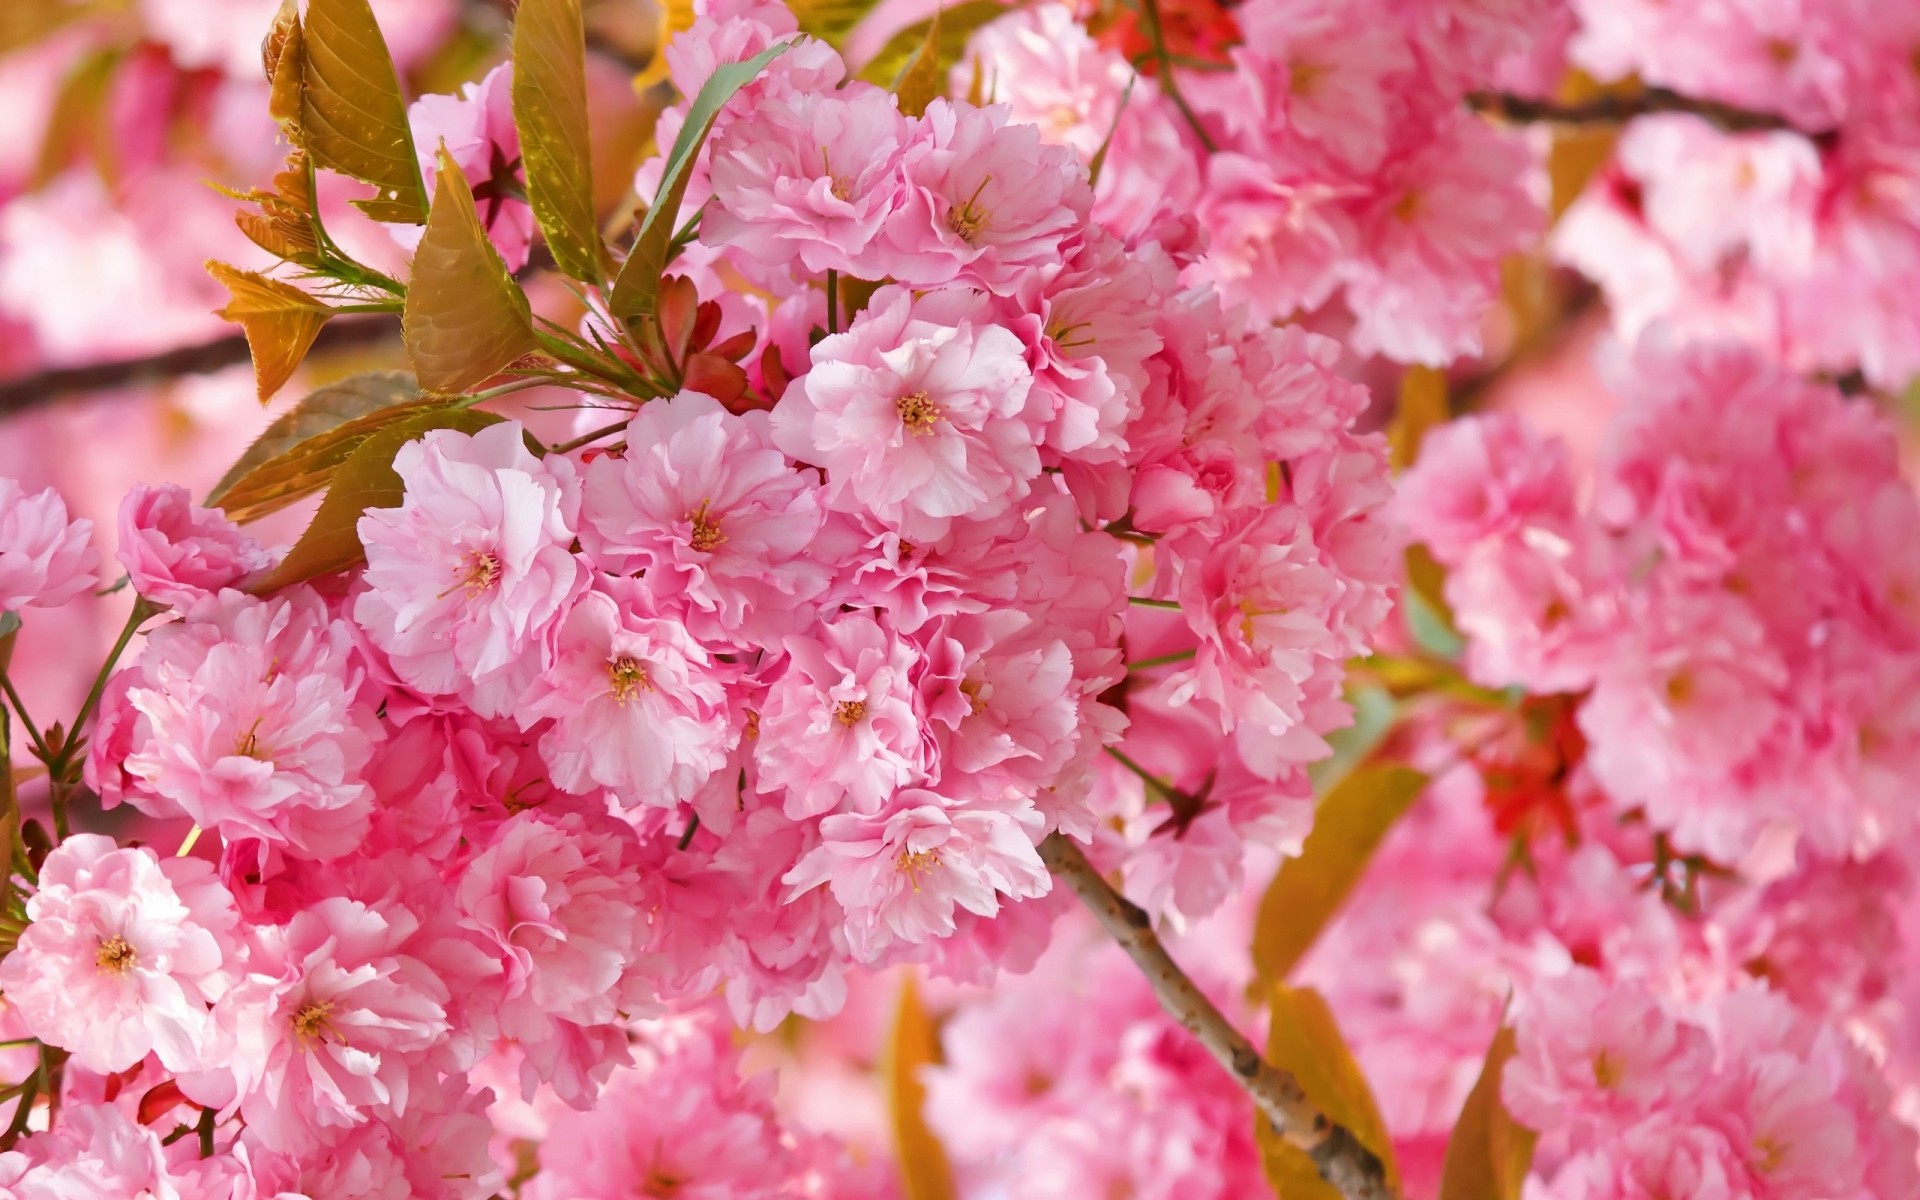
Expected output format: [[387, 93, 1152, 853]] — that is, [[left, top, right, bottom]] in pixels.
[[1389, 365, 1448, 471], [219, 150, 325, 267], [633, 0, 697, 93], [300, 0, 428, 223], [608, 41, 789, 325], [403, 151, 539, 393], [891, 9, 944, 118], [885, 975, 957, 1200], [1257, 985, 1400, 1200], [265, 0, 304, 130], [207, 261, 339, 403], [1251, 764, 1428, 991], [513, 0, 605, 284], [207, 372, 438, 520], [790, 0, 884, 48], [251, 407, 502, 592], [1438, 1026, 1537, 1200], [855, 1, 1004, 87]]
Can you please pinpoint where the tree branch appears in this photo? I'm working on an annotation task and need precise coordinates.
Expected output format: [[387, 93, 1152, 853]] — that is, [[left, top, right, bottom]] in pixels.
[[1466, 87, 1798, 135], [0, 318, 398, 418], [1037, 833, 1397, 1200]]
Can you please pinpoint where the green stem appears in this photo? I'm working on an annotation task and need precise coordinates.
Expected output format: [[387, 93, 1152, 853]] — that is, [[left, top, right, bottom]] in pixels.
[[51, 599, 153, 841], [1139, 0, 1218, 152], [1127, 648, 1196, 671], [826, 269, 840, 336], [547, 417, 635, 456], [1128, 596, 1182, 610], [0, 675, 52, 765], [1105, 746, 1179, 802]]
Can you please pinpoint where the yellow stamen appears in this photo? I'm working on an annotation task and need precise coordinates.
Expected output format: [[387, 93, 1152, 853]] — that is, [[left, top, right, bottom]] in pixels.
[[687, 502, 726, 553], [834, 699, 867, 727], [607, 656, 653, 704], [438, 549, 502, 599], [291, 1000, 337, 1046], [96, 936, 137, 974], [896, 847, 942, 891], [897, 390, 942, 435]]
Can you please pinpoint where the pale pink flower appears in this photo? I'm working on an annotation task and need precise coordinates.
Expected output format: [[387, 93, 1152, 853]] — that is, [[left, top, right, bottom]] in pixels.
[[0, 477, 97, 612], [755, 610, 924, 819], [878, 100, 1094, 294], [521, 582, 736, 808], [4, 1102, 235, 1200], [770, 285, 1039, 540], [110, 588, 381, 860], [401, 63, 533, 270], [1396, 413, 1578, 561], [201, 897, 451, 1154], [118, 482, 272, 607], [916, 609, 1081, 804], [0, 835, 238, 1074], [1192, 153, 1354, 321], [577, 390, 829, 647], [705, 84, 911, 278], [783, 796, 1050, 962], [355, 421, 587, 720]]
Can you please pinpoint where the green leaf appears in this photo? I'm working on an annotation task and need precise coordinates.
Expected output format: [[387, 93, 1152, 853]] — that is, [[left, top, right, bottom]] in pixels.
[[1438, 1027, 1537, 1200], [790, 0, 886, 48], [402, 150, 540, 394], [206, 262, 339, 404], [1403, 545, 1463, 658], [300, 0, 429, 223], [1251, 764, 1428, 991], [854, 1, 1004, 87], [251, 407, 503, 592], [608, 41, 789, 325], [885, 974, 957, 1200], [891, 8, 944, 118], [1257, 985, 1400, 1200], [1087, 75, 1135, 188], [207, 372, 443, 522], [512, 0, 605, 284]]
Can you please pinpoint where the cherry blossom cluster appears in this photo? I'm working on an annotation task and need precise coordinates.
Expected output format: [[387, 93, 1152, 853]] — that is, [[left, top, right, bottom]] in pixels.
[[1555, 1, 1920, 390]]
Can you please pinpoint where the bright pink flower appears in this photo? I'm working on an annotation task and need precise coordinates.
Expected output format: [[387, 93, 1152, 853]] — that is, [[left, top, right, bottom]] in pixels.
[[117, 482, 272, 608], [229, 1077, 502, 1200], [878, 100, 1094, 294], [520, 582, 736, 808], [916, 609, 1081, 804], [1192, 153, 1354, 321], [202, 897, 451, 1154], [771, 285, 1039, 540], [401, 63, 532, 270], [783, 796, 1050, 962], [578, 390, 829, 648], [355, 421, 586, 720], [109, 588, 382, 860], [4, 1102, 235, 1200], [755, 610, 924, 818], [0, 835, 238, 1074], [0, 477, 97, 613], [705, 84, 911, 278], [1396, 413, 1578, 561]]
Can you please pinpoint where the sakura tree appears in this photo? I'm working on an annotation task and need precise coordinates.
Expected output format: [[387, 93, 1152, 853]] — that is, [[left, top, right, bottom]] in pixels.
[[0, 0, 1916, 1198]]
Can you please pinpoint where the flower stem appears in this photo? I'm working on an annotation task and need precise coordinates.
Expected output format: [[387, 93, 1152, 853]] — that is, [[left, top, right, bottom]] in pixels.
[[1139, 0, 1218, 152]]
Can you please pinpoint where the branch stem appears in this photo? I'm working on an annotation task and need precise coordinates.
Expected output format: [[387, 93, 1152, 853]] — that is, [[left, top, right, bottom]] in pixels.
[[1466, 87, 1795, 135], [1038, 833, 1397, 1200]]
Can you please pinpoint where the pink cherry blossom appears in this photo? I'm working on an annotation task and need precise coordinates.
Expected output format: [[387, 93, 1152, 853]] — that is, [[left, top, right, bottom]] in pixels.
[[117, 482, 272, 607], [771, 285, 1039, 540], [0, 477, 97, 613], [400, 63, 533, 271], [355, 421, 587, 720]]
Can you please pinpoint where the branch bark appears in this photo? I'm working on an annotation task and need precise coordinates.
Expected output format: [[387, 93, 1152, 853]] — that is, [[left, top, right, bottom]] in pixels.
[[1466, 87, 1798, 135], [1037, 833, 1397, 1200], [0, 318, 398, 419]]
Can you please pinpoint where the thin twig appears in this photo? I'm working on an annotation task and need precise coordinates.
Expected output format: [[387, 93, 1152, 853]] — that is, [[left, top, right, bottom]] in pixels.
[[1466, 87, 1797, 135], [1138, 0, 1217, 152], [0, 318, 398, 418], [1038, 834, 1397, 1200]]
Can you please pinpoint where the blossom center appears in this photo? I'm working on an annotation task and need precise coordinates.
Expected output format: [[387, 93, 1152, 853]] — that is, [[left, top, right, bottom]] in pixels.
[[442, 548, 503, 599], [95, 936, 137, 974], [946, 177, 992, 243], [897, 390, 943, 435], [896, 847, 942, 891], [291, 1000, 337, 1046], [1592, 1049, 1621, 1090], [834, 699, 868, 727], [686, 502, 727, 553], [234, 715, 269, 761], [960, 677, 988, 716], [607, 655, 653, 704], [1290, 60, 1327, 97]]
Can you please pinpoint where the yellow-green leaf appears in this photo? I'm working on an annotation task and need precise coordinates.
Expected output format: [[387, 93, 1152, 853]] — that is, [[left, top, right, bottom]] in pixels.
[[513, 0, 605, 284], [1389, 365, 1448, 471], [1252, 764, 1428, 991], [1257, 984, 1400, 1200], [402, 151, 539, 394], [300, 0, 428, 223], [206, 261, 339, 404], [854, 1, 1004, 88], [265, 0, 304, 132], [1438, 1027, 1537, 1200], [891, 9, 944, 118], [207, 372, 439, 521], [251, 407, 502, 592], [608, 41, 789, 325], [885, 975, 957, 1200], [791, 0, 885, 48]]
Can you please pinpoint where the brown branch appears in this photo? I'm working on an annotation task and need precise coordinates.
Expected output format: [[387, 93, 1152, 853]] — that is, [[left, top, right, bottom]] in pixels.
[[1037, 833, 1397, 1200], [0, 318, 398, 418], [1466, 87, 1799, 135]]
